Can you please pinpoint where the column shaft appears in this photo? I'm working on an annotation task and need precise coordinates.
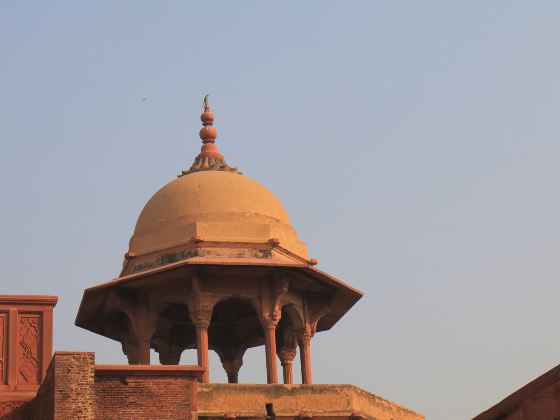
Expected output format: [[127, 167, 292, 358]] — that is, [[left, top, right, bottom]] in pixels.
[[299, 335, 312, 384], [282, 362, 293, 384], [264, 325, 278, 384], [196, 326, 209, 383], [279, 348, 297, 385]]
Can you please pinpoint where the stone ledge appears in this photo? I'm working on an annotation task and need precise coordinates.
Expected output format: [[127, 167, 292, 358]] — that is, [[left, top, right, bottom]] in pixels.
[[95, 364, 205, 378], [0, 393, 35, 402], [0, 295, 58, 306]]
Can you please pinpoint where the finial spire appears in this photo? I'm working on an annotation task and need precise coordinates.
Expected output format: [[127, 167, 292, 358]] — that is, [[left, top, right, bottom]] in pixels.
[[180, 96, 240, 176]]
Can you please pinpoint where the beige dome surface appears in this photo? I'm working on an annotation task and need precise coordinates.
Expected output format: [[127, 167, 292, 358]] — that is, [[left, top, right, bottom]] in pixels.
[[128, 171, 308, 258]]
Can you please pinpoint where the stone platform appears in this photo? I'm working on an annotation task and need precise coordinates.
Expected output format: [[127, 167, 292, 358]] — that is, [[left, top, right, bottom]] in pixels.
[[198, 383, 423, 420]]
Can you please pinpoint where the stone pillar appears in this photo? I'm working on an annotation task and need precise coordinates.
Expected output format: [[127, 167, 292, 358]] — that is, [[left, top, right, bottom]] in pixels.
[[279, 348, 297, 384], [298, 333, 312, 384], [192, 311, 211, 383], [222, 359, 243, 383], [262, 319, 279, 384]]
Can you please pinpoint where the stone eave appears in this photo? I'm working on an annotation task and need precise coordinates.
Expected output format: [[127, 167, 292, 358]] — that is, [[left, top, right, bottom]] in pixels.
[[75, 257, 363, 338]]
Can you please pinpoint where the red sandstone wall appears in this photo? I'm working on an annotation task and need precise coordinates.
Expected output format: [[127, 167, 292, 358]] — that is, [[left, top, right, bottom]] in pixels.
[[22, 352, 55, 419], [474, 363, 560, 420], [0, 350, 56, 419], [0, 401, 27, 420], [0, 296, 57, 395], [475, 379, 560, 420], [19, 352, 95, 420], [94, 375, 196, 419]]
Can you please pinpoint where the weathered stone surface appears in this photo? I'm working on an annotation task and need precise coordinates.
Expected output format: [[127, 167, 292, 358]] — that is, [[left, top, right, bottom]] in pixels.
[[127, 170, 308, 264], [197, 383, 424, 420]]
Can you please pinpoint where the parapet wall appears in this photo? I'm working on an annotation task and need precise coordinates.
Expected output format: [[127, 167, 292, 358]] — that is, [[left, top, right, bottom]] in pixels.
[[0, 352, 203, 420], [197, 383, 424, 420], [1, 353, 423, 420], [95, 365, 200, 419], [0, 295, 57, 396]]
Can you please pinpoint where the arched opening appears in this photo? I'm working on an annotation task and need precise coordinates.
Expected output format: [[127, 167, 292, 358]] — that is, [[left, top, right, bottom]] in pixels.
[[275, 304, 304, 384], [179, 348, 198, 365], [152, 303, 196, 365], [209, 297, 263, 383]]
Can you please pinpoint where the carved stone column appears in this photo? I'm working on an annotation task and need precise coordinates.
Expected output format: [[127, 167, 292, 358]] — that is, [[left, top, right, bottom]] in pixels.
[[298, 333, 312, 384], [262, 318, 279, 384], [279, 348, 297, 384], [191, 310, 211, 383], [222, 358, 243, 383]]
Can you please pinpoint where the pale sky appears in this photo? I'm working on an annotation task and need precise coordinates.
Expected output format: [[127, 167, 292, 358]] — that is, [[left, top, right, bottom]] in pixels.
[[1, 2, 560, 419]]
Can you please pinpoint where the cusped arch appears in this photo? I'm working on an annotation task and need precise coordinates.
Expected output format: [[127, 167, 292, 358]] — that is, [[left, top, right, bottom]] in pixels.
[[208, 293, 261, 316], [280, 303, 305, 330], [152, 303, 195, 365], [208, 296, 264, 383], [275, 304, 304, 354]]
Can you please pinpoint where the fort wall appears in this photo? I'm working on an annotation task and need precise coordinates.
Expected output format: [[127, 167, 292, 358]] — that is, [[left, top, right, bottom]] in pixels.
[[0, 352, 202, 419]]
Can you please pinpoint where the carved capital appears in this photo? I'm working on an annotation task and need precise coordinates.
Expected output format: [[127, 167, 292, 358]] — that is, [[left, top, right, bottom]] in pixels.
[[271, 275, 290, 314], [297, 330, 311, 346], [191, 310, 212, 329], [307, 305, 331, 337], [260, 314, 279, 330], [278, 348, 297, 366], [110, 290, 159, 340]]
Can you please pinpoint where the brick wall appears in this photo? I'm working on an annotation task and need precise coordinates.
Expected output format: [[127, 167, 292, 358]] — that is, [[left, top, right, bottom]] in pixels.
[[1, 353, 203, 420], [54, 352, 95, 419], [94, 368, 199, 419], [22, 350, 56, 419], [20, 352, 95, 420]]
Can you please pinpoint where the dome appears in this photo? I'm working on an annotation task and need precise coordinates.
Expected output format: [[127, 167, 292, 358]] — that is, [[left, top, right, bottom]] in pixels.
[[128, 170, 308, 259]]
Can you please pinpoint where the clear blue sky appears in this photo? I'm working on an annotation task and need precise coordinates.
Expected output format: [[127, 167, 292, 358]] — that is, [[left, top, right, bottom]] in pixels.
[[1, 2, 559, 419]]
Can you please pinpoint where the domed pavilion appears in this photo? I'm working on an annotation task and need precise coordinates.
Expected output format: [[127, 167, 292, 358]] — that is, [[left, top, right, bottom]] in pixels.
[[75, 97, 363, 385]]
